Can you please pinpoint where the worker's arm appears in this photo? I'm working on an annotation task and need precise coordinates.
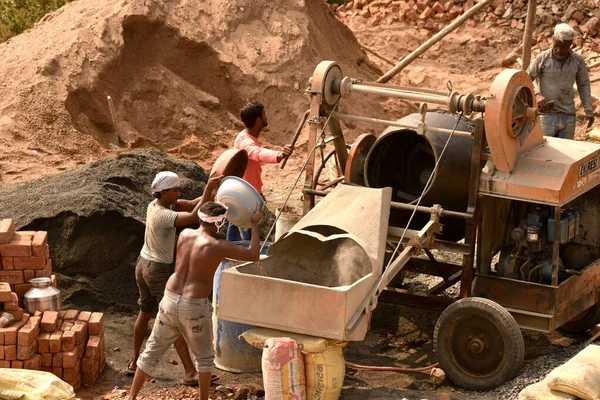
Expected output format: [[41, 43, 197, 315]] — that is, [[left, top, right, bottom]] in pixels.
[[173, 176, 223, 226], [216, 208, 265, 261], [238, 136, 292, 164], [527, 55, 546, 110], [576, 61, 594, 127]]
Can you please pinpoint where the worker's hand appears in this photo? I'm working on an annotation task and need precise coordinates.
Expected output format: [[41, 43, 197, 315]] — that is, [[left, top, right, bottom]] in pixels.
[[587, 115, 595, 129], [205, 175, 224, 197], [250, 206, 266, 226], [277, 145, 294, 162], [536, 93, 547, 112]]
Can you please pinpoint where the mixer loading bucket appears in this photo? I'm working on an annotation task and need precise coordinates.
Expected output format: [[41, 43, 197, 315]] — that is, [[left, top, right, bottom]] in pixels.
[[217, 185, 392, 341], [365, 110, 475, 241]]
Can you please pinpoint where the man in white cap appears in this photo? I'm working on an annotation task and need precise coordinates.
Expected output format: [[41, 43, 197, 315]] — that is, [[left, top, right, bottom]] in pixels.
[[128, 202, 264, 400], [528, 23, 594, 139], [127, 171, 222, 386]]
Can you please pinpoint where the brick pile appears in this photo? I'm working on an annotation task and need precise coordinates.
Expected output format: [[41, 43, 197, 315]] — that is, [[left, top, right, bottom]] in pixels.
[[0, 308, 106, 390], [0, 219, 106, 390], [0, 219, 55, 308], [329, 0, 600, 67]]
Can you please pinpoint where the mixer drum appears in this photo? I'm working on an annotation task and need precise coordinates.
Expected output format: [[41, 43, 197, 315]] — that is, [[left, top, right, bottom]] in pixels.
[[364, 110, 475, 241]]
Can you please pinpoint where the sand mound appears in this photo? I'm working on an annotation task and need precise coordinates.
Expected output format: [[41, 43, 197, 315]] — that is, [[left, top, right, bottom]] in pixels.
[[0, 0, 382, 187]]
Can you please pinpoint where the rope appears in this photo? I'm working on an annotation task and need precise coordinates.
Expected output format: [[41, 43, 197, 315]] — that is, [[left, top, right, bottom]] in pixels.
[[383, 112, 465, 274], [260, 99, 341, 252], [345, 361, 439, 373]]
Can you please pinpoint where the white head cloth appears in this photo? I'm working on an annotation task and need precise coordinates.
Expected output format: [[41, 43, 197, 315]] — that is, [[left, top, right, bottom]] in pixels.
[[198, 203, 229, 225], [151, 171, 180, 192], [554, 23, 577, 42]]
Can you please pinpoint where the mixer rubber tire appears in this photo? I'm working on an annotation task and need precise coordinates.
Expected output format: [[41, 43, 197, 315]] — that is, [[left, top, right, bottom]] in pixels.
[[557, 302, 600, 334], [434, 297, 524, 391]]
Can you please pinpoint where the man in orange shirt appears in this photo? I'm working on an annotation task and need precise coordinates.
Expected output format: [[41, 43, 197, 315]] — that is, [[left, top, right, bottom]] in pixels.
[[226, 101, 293, 242]]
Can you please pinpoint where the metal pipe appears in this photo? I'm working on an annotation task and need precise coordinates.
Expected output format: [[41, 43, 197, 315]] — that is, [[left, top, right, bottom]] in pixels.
[[377, 0, 493, 83], [351, 83, 449, 104], [281, 110, 309, 169], [521, 0, 537, 70], [390, 201, 473, 220], [358, 81, 449, 97], [331, 112, 472, 136]]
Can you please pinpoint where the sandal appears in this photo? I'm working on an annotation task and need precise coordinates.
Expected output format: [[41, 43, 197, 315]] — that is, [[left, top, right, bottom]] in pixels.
[[181, 375, 219, 386], [125, 360, 137, 376]]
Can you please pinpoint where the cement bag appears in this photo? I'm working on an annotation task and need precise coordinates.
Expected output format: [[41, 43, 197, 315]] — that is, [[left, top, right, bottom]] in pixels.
[[0, 369, 77, 400], [242, 328, 329, 354], [546, 344, 600, 400], [305, 344, 345, 400], [517, 378, 577, 400], [262, 338, 306, 400]]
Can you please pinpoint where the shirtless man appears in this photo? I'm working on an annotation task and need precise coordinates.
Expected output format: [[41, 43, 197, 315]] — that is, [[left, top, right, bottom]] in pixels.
[[128, 202, 264, 400]]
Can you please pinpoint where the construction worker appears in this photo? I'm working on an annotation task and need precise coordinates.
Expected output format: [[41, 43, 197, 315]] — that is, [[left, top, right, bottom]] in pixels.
[[528, 23, 594, 139], [128, 202, 265, 400], [127, 171, 221, 386], [226, 101, 293, 241]]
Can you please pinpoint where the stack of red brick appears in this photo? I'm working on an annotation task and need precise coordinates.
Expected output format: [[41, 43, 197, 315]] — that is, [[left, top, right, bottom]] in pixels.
[[0, 219, 55, 308], [0, 305, 106, 390]]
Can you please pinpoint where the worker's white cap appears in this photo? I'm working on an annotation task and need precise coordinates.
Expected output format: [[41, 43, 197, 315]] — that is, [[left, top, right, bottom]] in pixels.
[[554, 23, 578, 42], [151, 171, 180, 192]]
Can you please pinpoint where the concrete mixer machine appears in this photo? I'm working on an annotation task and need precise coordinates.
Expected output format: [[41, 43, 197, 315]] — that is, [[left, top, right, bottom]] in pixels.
[[298, 61, 600, 390]]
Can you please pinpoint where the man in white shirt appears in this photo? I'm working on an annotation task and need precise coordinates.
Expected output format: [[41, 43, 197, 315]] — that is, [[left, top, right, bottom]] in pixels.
[[127, 171, 221, 386]]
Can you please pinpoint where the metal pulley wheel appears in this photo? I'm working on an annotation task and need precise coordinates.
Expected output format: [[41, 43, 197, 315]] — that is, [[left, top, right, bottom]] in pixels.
[[310, 61, 343, 107], [345, 133, 376, 186], [433, 297, 524, 390]]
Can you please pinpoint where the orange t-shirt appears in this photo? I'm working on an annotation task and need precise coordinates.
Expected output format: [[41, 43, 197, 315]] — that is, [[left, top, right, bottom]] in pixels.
[[234, 130, 279, 194]]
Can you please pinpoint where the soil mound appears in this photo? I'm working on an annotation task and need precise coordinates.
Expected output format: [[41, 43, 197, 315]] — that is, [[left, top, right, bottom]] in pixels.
[[0, 0, 382, 187], [0, 149, 208, 310]]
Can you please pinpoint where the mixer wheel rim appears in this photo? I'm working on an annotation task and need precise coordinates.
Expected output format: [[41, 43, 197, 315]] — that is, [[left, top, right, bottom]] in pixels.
[[433, 297, 524, 391]]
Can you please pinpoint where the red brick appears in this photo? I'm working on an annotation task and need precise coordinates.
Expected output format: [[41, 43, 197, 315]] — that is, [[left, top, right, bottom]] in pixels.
[[88, 313, 104, 336], [1, 314, 29, 345], [85, 336, 101, 359], [77, 311, 91, 322], [76, 343, 85, 359], [14, 256, 46, 270], [63, 310, 79, 321], [0, 233, 33, 257], [41, 311, 59, 333], [52, 352, 63, 367], [41, 365, 52, 372], [58, 311, 67, 319], [44, 244, 50, 259], [61, 330, 75, 351], [23, 269, 35, 282], [41, 352, 53, 367], [63, 349, 78, 368], [0, 330, 3, 345], [63, 359, 80, 381], [12, 360, 23, 368], [0, 271, 24, 284], [72, 321, 87, 345], [38, 333, 50, 353], [6, 308, 24, 322], [0, 360, 10, 368], [0, 344, 4, 359], [23, 353, 41, 370], [81, 356, 98, 374], [0, 282, 11, 302], [35, 259, 52, 278], [17, 342, 35, 360], [14, 283, 31, 299], [65, 375, 81, 391], [17, 325, 38, 346], [61, 321, 74, 331], [31, 232, 47, 258], [51, 366, 62, 379], [0, 219, 15, 245], [49, 331, 62, 353], [1, 257, 14, 270], [3, 292, 19, 311], [4, 345, 16, 360]]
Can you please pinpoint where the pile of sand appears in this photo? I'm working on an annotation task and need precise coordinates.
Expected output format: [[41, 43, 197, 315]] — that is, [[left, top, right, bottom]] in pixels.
[[0, 0, 384, 187]]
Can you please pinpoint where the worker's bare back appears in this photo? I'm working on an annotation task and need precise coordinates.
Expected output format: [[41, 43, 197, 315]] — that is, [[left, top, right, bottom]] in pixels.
[[166, 227, 261, 299]]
